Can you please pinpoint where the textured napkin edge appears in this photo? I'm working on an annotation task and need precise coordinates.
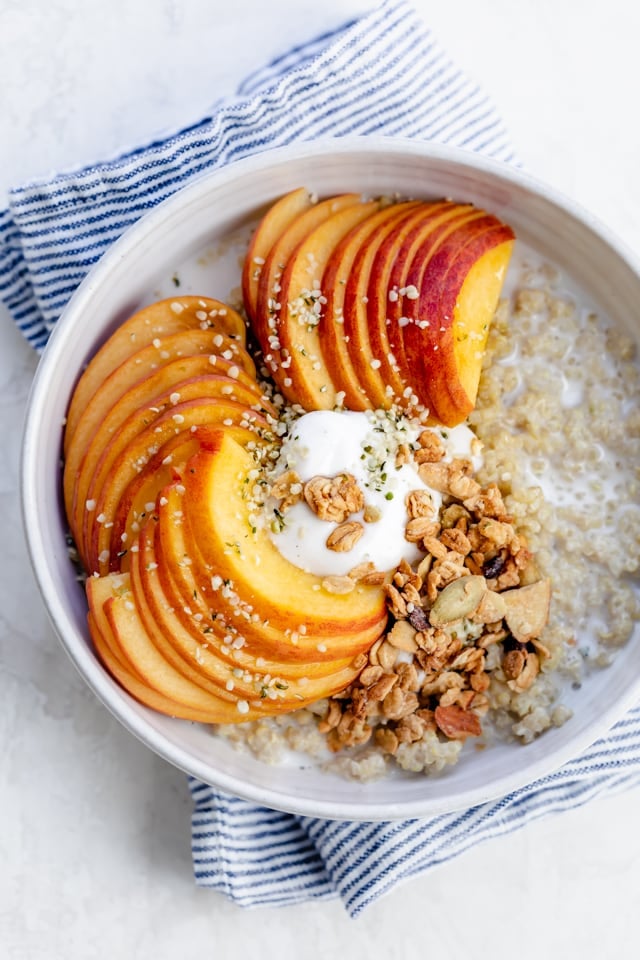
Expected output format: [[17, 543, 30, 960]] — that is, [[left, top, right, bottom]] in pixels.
[[190, 782, 337, 907]]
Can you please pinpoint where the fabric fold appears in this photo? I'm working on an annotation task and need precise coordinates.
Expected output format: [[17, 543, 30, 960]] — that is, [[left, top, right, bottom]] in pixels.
[[189, 784, 336, 906]]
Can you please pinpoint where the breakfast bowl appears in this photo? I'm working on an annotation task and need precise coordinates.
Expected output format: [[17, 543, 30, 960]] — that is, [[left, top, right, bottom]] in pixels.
[[21, 136, 640, 820]]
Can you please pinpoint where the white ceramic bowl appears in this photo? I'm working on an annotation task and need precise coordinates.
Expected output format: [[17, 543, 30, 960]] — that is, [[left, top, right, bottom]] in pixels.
[[21, 136, 640, 819]]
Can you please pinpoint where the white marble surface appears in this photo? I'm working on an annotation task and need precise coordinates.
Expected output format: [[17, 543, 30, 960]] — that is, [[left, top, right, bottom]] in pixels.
[[1, 0, 639, 956]]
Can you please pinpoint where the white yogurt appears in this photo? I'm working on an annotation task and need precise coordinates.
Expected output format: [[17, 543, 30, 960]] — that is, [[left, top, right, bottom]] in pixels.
[[266, 410, 480, 576]]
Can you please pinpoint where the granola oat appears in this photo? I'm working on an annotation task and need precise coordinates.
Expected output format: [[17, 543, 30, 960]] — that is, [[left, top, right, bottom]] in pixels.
[[406, 489, 436, 520], [326, 520, 365, 552], [304, 473, 364, 522], [269, 469, 303, 512]]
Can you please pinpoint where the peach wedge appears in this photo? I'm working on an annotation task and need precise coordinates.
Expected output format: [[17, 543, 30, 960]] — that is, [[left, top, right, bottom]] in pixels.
[[243, 190, 515, 423]]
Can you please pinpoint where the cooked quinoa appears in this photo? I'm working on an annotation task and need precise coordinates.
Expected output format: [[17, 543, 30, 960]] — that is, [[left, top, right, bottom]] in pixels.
[[215, 255, 640, 780]]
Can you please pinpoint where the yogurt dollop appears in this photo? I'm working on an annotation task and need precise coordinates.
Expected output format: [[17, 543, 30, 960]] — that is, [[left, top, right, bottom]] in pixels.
[[266, 410, 480, 577]]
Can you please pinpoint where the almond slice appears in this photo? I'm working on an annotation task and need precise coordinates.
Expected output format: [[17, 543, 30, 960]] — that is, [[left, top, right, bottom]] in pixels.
[[434, 704, 482, 740], [502, 578, 551, 642], [472, 588, 507, 624], [387, 619, 419, 652]]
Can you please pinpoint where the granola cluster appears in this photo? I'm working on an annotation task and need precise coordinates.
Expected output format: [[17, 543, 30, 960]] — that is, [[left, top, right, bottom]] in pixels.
[[271, 468, 372, 554], [317, 433, 552, 760]]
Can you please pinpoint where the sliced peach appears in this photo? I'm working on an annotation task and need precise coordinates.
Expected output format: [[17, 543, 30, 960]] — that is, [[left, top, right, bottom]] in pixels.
[[87, 574, 141, 675], [75, 384, 260, 563], [155, 480, 381, 663], [68, 368, 274, 548], [65, 326, 256, 505], [64, 353, 264, 526], [181, 431, 388, 637], [377, 205, 485, 410], [130, 527, 267, 699], [253, 193, 363, 374], [91, 568, 231, 699], [108, 421, 274, 571], [342, 201, 455, 408], [89, 535, 365, 723], [82, 401, 273, 574], [318, 201, 422, 410], [135, 517, 359, 698], [242, 187, 313, 322], [448, 239, 514, 415], [65, 297, 246, 453], [275, 200, 381, 409], [105, 594, 248, 721], [88, 575, 225, 718], [71, 369, 272, 529], [400, 217, 514, 424], [88, 610, 231, 723]]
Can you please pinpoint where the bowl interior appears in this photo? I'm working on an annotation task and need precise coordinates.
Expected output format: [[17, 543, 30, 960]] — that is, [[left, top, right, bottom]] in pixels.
[[21, 137, 640, 819]]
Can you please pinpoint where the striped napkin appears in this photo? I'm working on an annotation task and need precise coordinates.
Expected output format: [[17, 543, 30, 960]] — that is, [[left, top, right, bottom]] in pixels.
[[3, 0, 639, 917]]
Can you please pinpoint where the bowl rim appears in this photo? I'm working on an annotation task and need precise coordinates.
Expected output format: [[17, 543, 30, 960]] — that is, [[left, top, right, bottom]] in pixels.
[[20, 134, 640, 819]]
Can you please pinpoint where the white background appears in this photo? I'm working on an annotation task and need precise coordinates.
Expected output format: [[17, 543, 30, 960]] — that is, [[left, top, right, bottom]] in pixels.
[[1, 0, 639, 956]]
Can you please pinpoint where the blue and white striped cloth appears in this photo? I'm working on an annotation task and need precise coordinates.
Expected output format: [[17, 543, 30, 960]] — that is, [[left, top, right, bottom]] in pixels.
[[3, 0, 639, 917], [190, 715, 640, 914]]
